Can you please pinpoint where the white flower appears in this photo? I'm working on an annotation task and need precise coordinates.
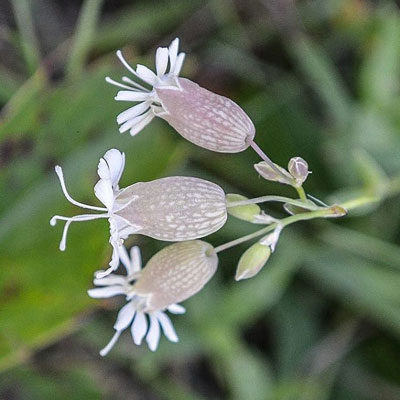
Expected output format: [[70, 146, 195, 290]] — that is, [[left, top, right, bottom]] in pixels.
[[107, 38, 255, 153], [106, 38, 185, 137], [50, 149, 140, 278], [51, 149, 227, 278], [89, 246, 185, 355]]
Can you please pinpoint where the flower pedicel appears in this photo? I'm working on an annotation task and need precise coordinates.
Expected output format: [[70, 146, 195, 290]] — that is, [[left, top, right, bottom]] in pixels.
[[106, 38, 255, 152], [50, 149, 227, 276], [89, 241, 218, 355]]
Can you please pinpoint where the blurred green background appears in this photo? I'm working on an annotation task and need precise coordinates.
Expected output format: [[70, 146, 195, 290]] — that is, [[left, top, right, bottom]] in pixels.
[[1, 0, 400, 398]]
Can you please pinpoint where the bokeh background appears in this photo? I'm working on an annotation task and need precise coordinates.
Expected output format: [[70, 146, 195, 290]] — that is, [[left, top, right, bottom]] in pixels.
[[1, 0, 400, 399]]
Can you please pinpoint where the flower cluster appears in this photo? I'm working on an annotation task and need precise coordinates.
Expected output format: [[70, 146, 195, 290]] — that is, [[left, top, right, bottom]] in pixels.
[[50, 37, 344, 355]]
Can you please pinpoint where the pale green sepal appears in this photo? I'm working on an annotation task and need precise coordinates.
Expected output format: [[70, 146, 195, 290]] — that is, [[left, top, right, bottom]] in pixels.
[[226, 193, 262, 223]]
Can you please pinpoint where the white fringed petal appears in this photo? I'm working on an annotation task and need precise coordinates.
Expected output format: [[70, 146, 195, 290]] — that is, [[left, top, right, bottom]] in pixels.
[[115, 91, 150, 101], [129, 246, 142, 273], [94, 179, 114, 210], [167, 304, 186, 314], [117, 101, 151, 125], [136, 65, 159, 86], [146, 314, 161, 351], [113, 301, 136, 331], [156, 47, 169, 77], [88, 286, 127, 298], [156, 312, 178, 342], [131, 311, 148, 345]]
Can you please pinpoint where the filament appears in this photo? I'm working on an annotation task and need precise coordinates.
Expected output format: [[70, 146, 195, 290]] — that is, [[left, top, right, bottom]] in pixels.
[[55, 166, 107, 212], [50, 213, 108, 251]]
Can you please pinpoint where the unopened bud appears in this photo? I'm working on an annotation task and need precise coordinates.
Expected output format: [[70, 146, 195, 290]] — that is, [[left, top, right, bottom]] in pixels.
[[226, 194, 261, 223], [235, 243, 271, 281], [288, 157, 309, 186], [133, 241, 218, 310], [254, 161, 293, 185]]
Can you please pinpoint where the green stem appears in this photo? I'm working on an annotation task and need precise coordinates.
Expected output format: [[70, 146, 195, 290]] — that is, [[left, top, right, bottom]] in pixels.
[[339, 196, 379, 211], [250, 140, 294, 183], [214, 206, 341, 254], [227, 195, 318, 210], [295, 185, 307, 202]]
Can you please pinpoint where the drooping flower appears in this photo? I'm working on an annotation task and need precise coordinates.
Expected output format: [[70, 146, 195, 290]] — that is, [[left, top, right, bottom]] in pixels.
[[106, 38, 256, 153], [51, 149, 227, 277], [89, 241, 218, 355]]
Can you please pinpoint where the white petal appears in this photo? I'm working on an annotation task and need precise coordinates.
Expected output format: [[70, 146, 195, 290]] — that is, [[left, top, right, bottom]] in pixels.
[[156, 47, 169, 77], [129, 112, 155, 136], [156, 311, 178, 343], [115, 91, 150, 102], [113, 301, 136, 331], [130, 246, 142, 273], [88, 286, 126, 298], [95, 238, 121, 279], [118, 245, 131, 273], [93, 274, 127, 286], [131, 312, 148, 345], [100, 330, 122, 356], [167, 304, 186, 314], [101, 149, 125, 189], [168, 38, 179, 73], [94, 179, 114, 210], [146, 314, 161, 351], [119, 110, 153, 134], [136, 65, 158, 86], [173, 53, 185, 76], [117, 101, 151, 124]]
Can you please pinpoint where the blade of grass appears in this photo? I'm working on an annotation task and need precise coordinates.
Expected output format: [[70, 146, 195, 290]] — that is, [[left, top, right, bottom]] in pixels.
[[66, 0, 104, 81], [11, 0, 41, 75]]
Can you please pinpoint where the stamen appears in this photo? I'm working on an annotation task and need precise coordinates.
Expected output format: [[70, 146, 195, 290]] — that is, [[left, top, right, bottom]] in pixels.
[[55, 166, 107, 212], [100, 330, 122, 356], [122, 77, 150, 92], [50, 214, 108, 251], [105, 76, 141, 91], [117, 50, 153, 91]]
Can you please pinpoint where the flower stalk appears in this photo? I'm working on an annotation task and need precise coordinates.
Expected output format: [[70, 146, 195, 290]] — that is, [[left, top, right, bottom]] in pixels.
[[213, 205, 346, 254]]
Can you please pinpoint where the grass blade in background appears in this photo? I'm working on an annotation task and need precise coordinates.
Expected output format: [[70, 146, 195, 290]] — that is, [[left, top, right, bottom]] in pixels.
[[11, 0, 41, 75], [66, 0, 104, 81]]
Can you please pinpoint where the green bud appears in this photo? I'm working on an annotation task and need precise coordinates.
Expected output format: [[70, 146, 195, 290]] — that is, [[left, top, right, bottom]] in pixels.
[[235, 243, 271, 281], [226, 194, 261, 223]]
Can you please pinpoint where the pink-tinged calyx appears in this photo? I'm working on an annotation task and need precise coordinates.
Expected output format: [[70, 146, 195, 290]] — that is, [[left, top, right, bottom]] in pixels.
[[155, 78, 255, 152], [133, 240, 218, 311], [107, 38, 256, 152], [115, 176, 227, 241]]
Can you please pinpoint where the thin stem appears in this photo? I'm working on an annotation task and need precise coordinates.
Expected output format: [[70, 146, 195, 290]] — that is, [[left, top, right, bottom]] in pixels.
[[227, 195, 318, 210], [250, 141, 293, 181], [214, 206, 340, 254], [295, 186, 307, 202]]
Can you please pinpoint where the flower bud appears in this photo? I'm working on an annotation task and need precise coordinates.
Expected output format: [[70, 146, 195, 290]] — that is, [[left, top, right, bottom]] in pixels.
[[156, 78, 255, 152], [254, 161, 293, 185], [288, 157, 309, 186], [235, 242, 271, 281], [115, 176, 227, 241], [133, 241, 218, 310], [226, 193, 261, 222]]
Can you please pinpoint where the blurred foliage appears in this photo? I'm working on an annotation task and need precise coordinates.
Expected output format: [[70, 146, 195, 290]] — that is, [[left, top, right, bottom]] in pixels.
[[0, 0, 400, 399]]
